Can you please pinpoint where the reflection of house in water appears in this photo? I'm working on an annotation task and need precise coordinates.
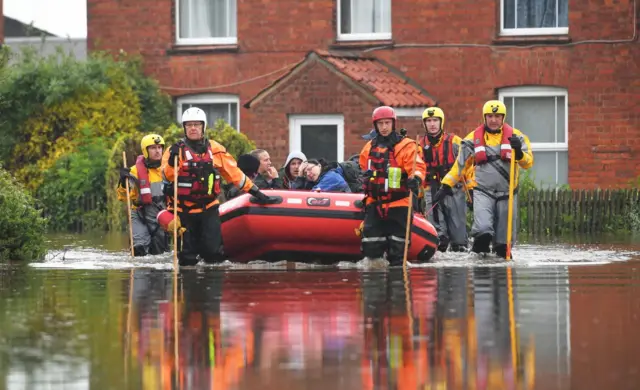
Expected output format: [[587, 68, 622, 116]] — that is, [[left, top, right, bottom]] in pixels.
[[3, 16, 86, 62]]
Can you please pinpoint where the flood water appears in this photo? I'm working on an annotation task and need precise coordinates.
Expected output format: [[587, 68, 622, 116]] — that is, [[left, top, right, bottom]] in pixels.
[[1, 232, 640, 389]]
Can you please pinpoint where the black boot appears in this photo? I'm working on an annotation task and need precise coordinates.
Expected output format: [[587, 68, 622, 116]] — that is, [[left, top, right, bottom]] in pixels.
[[133, 245, 148, 257], [493, 244, 510, 259], [437, 235, 450, 252], [450, 244, 467, 252], [471, 233, 492, 254]]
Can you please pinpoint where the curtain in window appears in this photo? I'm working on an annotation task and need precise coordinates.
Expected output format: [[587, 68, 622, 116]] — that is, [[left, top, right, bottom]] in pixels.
[[179, 0, 236, 38], [342, 0, 390, 34], [504, 0, 568, 29]]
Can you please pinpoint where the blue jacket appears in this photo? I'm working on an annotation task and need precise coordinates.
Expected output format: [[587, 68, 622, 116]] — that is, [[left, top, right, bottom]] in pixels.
[[311, 167, 351, 193]]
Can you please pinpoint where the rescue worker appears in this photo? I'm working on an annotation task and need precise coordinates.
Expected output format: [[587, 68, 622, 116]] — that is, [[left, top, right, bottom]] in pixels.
[[162, 107, 278, 266], [420, 107, 468, 252], [358, 106, 427, 266], [435, 100, 533, 258], [117, 134, 170, 256]]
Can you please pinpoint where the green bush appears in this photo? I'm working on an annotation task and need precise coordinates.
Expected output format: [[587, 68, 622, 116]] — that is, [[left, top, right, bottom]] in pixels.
[[0, 46, 173, 191], [37, 127, 109, 231], [0, 165, 47, 262]]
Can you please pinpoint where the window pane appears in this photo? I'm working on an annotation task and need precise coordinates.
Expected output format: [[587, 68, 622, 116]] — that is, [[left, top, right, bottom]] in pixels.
[[556, 96, 566, 143], [301, 125, 338, 162], [182, 103, 238, 129], [512, 96, 556, 143], [526, 150, 568, 188], [179, 0, 236, 38], [341, 0, 391, 34], [503, 0, 568, 29]]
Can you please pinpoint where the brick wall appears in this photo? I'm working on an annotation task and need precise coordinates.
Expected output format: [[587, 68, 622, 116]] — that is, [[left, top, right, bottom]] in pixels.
[[87, 0, 640, 188]]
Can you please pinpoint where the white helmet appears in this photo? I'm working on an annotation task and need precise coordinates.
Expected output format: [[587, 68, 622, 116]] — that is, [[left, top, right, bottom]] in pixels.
[[181, 107, 207, 131]]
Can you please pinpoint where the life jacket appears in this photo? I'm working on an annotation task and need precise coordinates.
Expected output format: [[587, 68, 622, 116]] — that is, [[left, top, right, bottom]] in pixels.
[[473, 123, 514, 165], [420, 133, 456, 185], [135, 155, 153, 205], [364, 137, 410, 217], [176, 141, 221, 212]]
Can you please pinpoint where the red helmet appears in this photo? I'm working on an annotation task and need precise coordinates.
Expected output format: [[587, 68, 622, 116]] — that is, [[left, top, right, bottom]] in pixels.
[[372, 106, 396, 127]]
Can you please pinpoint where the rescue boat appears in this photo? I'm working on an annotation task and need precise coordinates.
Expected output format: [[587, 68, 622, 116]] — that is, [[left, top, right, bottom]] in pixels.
[[219, 190, 439, 264]]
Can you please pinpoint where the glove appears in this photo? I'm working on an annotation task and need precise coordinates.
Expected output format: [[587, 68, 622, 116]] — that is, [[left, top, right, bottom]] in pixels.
[[433, 184, 453, 204], [249, 186, 279, 205], [508, 136, 524, 160], [119, 167, 131, 187], [168, 145, 180, 166], [407, 176, 422, 195], [354, 199, 365, 209]]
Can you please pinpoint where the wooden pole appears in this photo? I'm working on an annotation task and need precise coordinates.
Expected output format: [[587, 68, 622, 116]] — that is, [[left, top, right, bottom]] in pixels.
[[122, 151, 134, 257], [506, 149, 516, 261]]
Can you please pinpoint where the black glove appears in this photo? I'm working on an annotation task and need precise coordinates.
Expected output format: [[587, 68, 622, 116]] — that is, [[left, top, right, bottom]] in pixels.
[[433, 184, 453, 204], [407, 176, 422, 195], [119, 167, 131, 187], [249, 186, 279, 205], [168, 144, 180, 166], [508, 136, 524, 160], [467, 189, 474, 211]]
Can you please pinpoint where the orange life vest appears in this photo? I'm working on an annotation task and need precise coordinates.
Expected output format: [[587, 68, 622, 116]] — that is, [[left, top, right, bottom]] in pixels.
[[176, 141, 221, 212], [473, 124, 514, 165], [364, 138, 410, 217]]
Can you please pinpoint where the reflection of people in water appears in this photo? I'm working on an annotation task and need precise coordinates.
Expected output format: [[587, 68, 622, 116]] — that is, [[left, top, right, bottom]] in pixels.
[[122, 268, 536, 390]]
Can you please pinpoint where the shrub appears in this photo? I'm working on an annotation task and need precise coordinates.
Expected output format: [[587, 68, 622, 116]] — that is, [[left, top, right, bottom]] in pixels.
[[0, 165, 47, 262]]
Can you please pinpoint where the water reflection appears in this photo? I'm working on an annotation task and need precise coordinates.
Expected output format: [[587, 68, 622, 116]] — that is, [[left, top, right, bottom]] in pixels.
[[120, 268, 559, 390], [2, 263, 639, 390]]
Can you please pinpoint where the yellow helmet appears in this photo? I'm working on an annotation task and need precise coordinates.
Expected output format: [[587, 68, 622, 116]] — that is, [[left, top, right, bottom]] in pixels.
[[140, 134, 165, 159], [482, 100, 507, 123], [422, 107, 445, 130]]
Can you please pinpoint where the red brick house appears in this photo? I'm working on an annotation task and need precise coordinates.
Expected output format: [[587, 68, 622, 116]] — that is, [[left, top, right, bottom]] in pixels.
[[87, 0, 639, 189]]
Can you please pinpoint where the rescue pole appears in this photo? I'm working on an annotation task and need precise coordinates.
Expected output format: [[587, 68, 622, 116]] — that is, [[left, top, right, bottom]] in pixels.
[[505, 148, 516, 261], [172, 154, 180, 386], [402, 135, 421, 268], [122, 151, 134, 257]]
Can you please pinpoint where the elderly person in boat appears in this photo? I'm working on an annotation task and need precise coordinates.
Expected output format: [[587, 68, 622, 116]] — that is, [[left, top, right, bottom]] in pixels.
[[279, 151, 308, 190], [301, 158, 351, 193]]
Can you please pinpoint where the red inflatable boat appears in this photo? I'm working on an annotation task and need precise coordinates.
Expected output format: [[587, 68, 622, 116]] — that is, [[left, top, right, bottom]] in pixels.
[[219, 190, 438, 264]]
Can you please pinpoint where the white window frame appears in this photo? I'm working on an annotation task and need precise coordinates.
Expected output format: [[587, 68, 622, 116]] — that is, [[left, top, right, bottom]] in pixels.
[[499, 0, 569, 36], [175, 0, 238, 45], [499, 86, 569, 185], [176, 94, 240, 131], [289, 115, 345, 162], [395, 107, 428, 117], [336, 0, 392, 42]]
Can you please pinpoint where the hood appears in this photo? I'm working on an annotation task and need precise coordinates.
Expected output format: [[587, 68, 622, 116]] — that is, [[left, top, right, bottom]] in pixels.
[[284, 151, 307, 168], [361, 128, 377, 141]]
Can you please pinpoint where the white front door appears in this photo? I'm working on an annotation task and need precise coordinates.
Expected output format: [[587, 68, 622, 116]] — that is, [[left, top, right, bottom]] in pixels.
[[289, 115, 345, 162]]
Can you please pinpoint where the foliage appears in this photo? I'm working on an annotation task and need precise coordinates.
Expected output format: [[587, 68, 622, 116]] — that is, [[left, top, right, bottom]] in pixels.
[[37, 127, 110, 231], [0, 165, 47, 262], [163, 119, 257, 159], [0, 46, 173, 192]]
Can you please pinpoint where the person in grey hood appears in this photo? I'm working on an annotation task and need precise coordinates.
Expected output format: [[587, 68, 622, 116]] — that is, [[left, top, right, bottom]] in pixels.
[[279, 151, 308, 189]]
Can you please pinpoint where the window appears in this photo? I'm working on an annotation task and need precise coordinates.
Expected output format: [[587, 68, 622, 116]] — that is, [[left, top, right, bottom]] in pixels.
[[338, 0, 391, 41], [289, 115, 345, 162], [501, 0, 568, 36], [176, 0, 237, 45], [176, 94, 240, 131], [499, 86, 568, 188]]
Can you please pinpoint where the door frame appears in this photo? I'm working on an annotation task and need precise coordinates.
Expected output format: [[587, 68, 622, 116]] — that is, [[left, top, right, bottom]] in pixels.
[[288, 114, 345, 162]]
